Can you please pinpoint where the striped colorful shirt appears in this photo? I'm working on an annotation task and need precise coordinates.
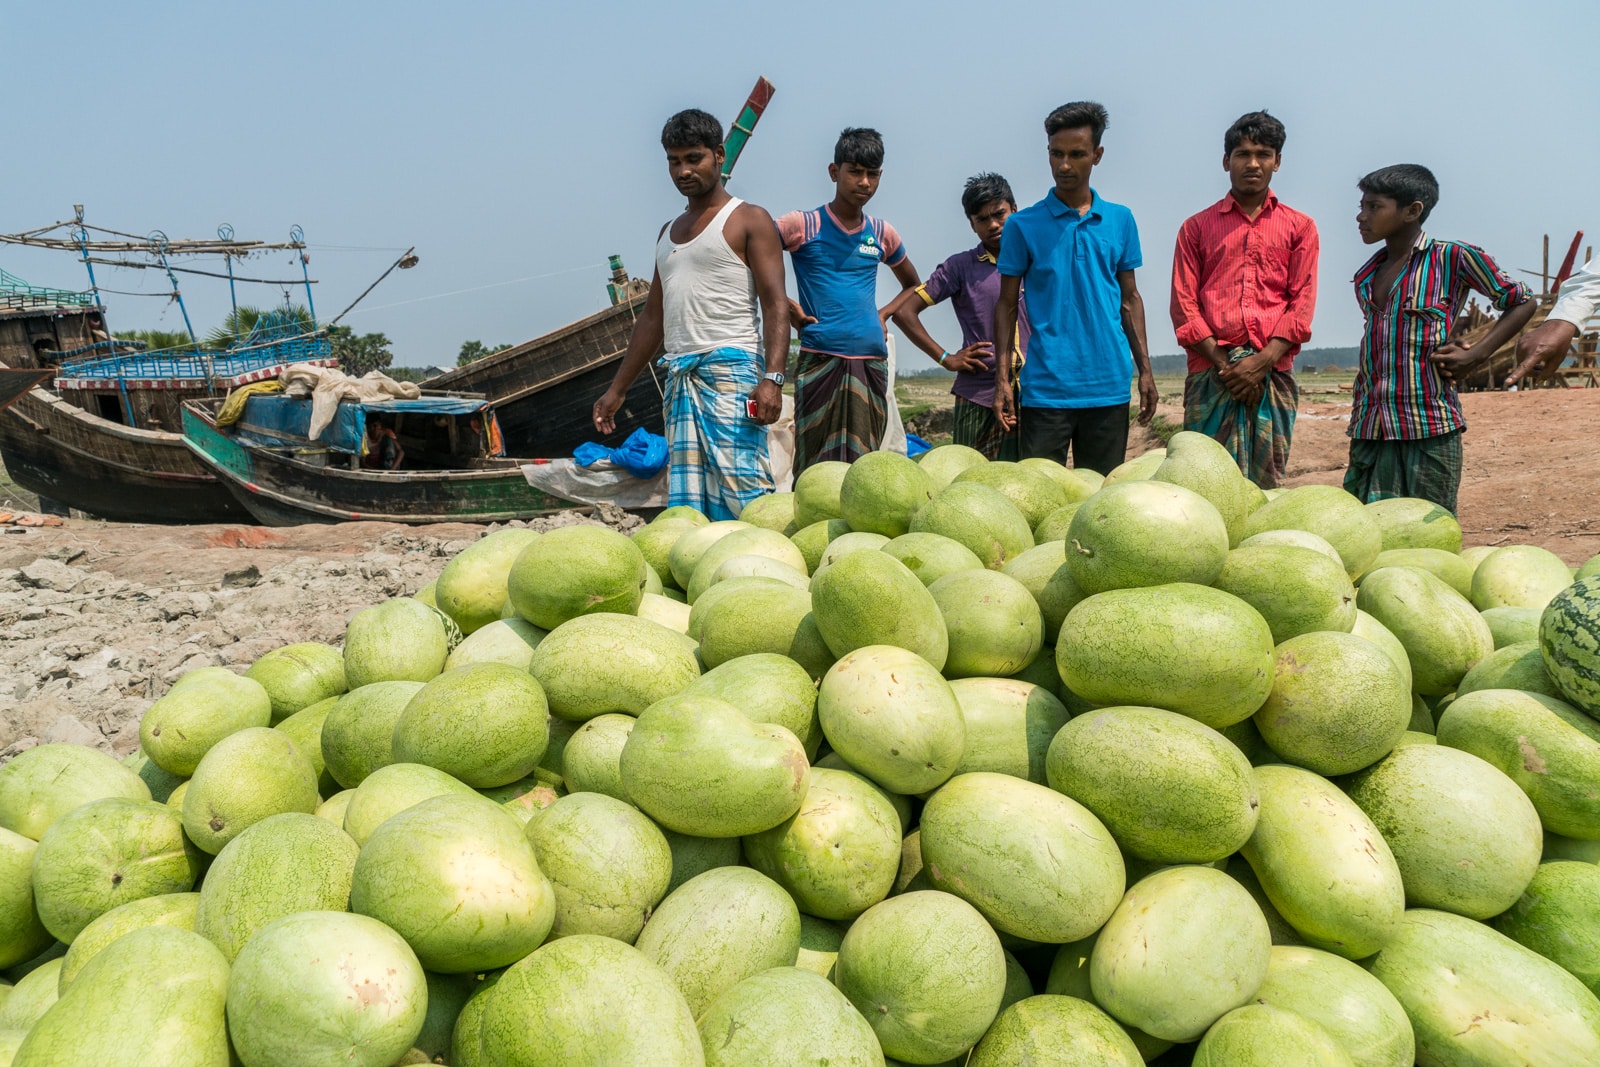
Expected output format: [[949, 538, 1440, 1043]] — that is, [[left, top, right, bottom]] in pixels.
[[778, 206, 906, 359], [1349, 233, 1530, 440], [1170, 191, 1319, 373]]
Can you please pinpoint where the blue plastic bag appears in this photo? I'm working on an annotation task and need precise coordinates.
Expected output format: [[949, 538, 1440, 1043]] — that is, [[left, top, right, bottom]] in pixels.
[[573, 427, 669, 480], [906, 433, 932, 459]]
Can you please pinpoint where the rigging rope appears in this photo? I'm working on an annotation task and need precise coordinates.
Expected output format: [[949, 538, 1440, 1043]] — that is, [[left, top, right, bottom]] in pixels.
[[339, 262, 608, 317]]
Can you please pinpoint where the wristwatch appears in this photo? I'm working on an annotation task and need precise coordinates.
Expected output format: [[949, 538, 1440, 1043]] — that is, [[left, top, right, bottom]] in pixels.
[[761, 372, 785, 387]]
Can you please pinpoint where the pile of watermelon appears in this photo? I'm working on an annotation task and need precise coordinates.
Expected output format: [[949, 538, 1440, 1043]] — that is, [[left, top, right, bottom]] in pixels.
[[2, 429, 1600, 1067]]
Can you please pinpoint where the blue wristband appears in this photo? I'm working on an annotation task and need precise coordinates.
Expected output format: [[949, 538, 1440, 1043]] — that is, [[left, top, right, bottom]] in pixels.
[[938, 351, 949, 365]]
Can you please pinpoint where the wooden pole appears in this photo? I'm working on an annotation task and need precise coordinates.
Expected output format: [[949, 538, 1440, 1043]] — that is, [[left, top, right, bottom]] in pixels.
[[1543, 234, 1550, 295]]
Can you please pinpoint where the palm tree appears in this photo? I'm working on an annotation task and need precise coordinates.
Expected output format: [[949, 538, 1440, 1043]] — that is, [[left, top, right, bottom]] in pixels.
[[205, 304, 314, 349], [119, 328, 196, 352]]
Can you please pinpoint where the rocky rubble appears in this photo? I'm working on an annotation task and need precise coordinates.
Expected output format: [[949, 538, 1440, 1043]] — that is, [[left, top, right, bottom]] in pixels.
[[0, 509, 639, 762]]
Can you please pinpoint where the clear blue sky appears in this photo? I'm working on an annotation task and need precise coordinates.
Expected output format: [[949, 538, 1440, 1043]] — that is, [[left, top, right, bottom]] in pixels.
[[3, 0, 1594, 367]]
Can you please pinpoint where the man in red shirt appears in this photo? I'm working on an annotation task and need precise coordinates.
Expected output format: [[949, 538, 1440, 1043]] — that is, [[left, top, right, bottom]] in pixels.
[[1170, 111, 1318, 488]]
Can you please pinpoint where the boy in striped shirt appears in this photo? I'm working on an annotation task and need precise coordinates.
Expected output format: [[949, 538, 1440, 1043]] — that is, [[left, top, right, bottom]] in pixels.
[[1171, 111, 1318, 488], [1347, 165, 1534, 512]]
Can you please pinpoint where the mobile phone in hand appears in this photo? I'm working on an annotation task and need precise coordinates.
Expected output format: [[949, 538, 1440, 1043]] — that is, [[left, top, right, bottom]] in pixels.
[[746, 398, 760, 419]]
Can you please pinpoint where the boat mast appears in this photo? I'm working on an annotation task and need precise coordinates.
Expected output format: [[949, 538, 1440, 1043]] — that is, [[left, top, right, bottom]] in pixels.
[[71, 205, 101, 305], [218, 224, 240, 325], [721, 76, 775, 185], [148, 231, 201, 351], [292, 226, 316, 321]]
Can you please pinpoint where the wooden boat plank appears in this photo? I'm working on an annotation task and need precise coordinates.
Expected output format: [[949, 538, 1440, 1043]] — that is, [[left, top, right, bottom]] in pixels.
[[0, 369, 50, 413]]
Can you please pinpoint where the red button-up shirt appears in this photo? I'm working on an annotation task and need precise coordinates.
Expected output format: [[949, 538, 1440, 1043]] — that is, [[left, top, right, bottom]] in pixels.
[[1170, 191, 1320, 373]]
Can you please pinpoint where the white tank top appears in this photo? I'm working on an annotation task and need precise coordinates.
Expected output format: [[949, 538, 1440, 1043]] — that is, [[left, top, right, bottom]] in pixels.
[[656, 196, 763, 356]]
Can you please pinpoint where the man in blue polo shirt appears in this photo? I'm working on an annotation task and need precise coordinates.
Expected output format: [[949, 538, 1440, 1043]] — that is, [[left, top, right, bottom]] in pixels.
[[992, 101, 1158, 474]]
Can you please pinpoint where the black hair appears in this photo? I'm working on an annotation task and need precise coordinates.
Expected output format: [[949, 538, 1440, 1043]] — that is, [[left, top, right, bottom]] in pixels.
[[834, 127, 885, 169], [1224, 110, 1286, 155], [1359, 164, 1440, 223], [961, 173, 1015, 217], [1044, 101, 1110, 146], [660, 109, 724, 152]]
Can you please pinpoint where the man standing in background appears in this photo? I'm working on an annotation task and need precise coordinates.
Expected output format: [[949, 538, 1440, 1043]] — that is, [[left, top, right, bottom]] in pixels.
[[593, 108, 788, 519], [1170, 110, 1318, 487], [992, 101, 1156, 474], [886, 172, 1028, 460], [779, 127, 921, 470], [1507, 256, 1599, 386]]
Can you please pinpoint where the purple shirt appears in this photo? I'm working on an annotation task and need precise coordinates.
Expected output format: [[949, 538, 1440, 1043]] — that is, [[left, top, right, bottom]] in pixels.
[[915, 245, 1031, 406]]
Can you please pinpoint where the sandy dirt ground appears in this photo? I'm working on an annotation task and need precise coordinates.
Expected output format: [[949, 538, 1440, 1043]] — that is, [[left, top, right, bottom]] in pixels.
[[0, 387, 1592, 761], [0, 510, 635, 760]]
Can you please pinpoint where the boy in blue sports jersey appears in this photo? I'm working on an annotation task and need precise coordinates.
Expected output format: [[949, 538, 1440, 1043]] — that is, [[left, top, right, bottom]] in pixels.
[[778, 128, 922, 470]]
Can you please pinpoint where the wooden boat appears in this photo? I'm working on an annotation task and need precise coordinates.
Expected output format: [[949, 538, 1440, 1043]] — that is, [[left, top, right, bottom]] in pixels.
[[0, 218, 351, 523], [420, 282, 664, 456], [0, 296, 261, 522], [180, 395, 575, 526], [0, 297, 336, 523]]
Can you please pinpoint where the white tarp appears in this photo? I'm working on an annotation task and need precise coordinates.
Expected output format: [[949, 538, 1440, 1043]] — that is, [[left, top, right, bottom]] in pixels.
[[279, 365, 422, 441], [880, 334, 907, 455], [521, 395, 797, 508]]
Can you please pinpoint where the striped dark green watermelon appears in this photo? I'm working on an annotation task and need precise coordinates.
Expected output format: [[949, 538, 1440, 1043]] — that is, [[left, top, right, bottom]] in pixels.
[[1540, 576, 1600, 716]]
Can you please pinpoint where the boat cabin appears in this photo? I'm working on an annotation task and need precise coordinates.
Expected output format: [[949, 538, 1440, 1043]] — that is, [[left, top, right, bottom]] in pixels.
[[0, 301, 108, 369], [224, 392, 507, 471]]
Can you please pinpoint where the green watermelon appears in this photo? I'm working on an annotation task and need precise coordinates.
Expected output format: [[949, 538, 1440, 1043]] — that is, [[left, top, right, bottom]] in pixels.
[[1367, 908, 1600, 1066], [919, 772, 1124, 943], [1046, 706, 1258, 863], [742, 766, 901, 921], [1251, 944, 1414, 1067], [1437, 688, 1600, 840], [634, 866, 801, 1017], [1491, 861, 1600, 997], [1343, 745, 1542, 919], [968, 994, 1143, 1066], [1192, 1003, 1355, 1067], [696, 966, 882, 1067], [1240, 764, 1404, 960], [833, 890, 1006, 1064], [1541, 576, 1600, 716]]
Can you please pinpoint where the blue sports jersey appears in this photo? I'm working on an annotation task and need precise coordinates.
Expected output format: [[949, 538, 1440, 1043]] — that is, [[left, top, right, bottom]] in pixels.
[[778, 205, 907, 358]]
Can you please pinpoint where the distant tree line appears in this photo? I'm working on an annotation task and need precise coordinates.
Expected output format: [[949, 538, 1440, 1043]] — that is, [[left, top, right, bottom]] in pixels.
[[457, 340, 511, 366]]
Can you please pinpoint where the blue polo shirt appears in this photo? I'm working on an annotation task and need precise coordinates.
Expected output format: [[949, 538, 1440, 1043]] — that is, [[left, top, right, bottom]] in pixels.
[[997, 188, 1141, 409]]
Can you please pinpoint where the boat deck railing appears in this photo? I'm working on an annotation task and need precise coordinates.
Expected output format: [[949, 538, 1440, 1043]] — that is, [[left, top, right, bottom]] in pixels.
[[0, 269, 97, 312], [54, 339, 149, 361], [56, 335, 334, 383]]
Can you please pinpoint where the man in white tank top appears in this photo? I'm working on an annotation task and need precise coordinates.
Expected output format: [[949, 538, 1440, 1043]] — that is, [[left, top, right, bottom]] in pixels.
[[594, 109, 790, 520]]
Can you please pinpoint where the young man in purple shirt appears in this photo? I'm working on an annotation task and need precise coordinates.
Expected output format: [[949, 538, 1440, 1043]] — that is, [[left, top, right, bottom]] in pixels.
[[886, 173, 1029, 459]]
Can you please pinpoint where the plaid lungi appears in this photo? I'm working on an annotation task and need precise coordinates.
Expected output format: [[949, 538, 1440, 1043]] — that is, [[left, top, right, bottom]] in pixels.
[[1344, 430, 1464, 514], [660, 346, 772, 520], [952, 396, 1020, 460], [793, 351, 887, 472], [1183, 367, 1299, 489]]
